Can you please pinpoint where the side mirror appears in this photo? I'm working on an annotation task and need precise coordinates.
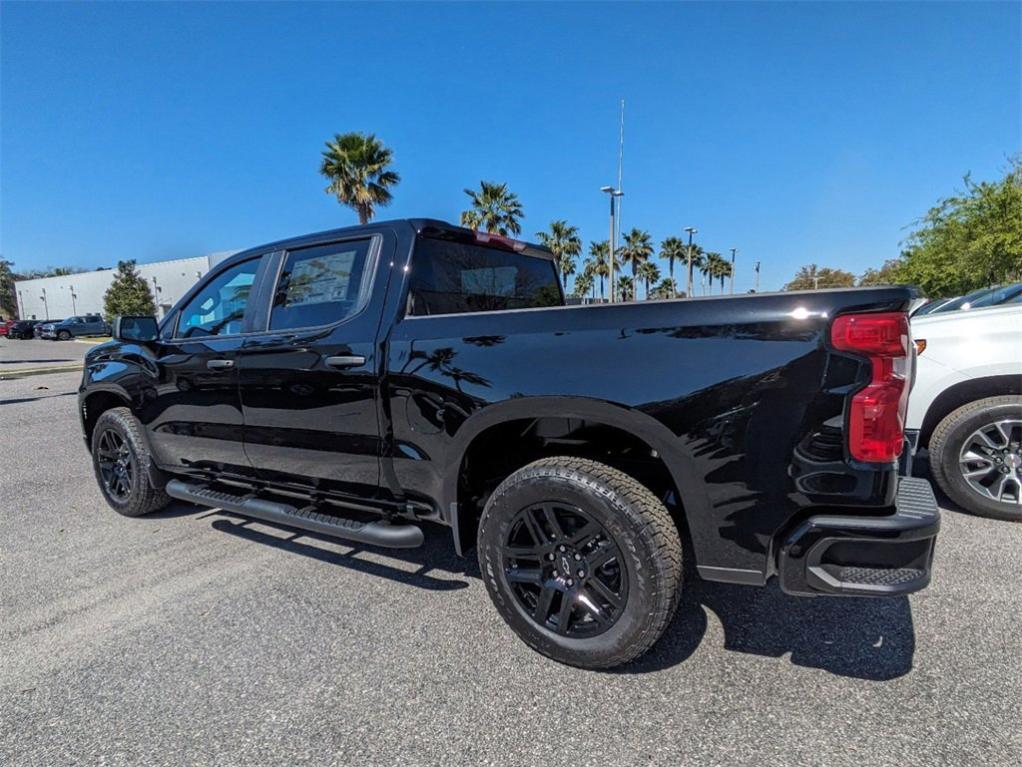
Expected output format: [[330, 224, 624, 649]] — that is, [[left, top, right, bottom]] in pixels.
[[113, 315, 159, 342]]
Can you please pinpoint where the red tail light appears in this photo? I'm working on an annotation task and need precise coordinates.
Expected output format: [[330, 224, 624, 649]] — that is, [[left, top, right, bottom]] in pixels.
[[830, 312, 911, 463]]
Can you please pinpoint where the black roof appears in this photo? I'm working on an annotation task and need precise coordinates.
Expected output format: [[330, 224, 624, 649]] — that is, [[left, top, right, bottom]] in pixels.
[[219, 218, 554, 269]]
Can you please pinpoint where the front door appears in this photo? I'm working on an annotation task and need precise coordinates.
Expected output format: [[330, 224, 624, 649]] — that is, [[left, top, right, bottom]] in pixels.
[[139, 254, 267, 476], [236, 234, 390, 499]]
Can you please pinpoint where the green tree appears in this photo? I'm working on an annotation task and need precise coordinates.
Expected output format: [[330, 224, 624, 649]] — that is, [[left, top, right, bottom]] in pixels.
[[637, 260, 661, 300], [572, 270, 594, 300], [536, 220, 582, 289], [684, 242, 705, 296], [702, 252, 725, 294], [320, 132, 400, 224], [460, 181, 523, 236], [898, 157, 1022, 297], [659, 236, 687, 283], [0, 259, 18, 319], [710, 254, 732, 294], [784, 263, 857, 291], [103, 260, 157, 321], [652, 277, 681, 299], [619, 228, 654, 283], [587, 240, 612, 300], [858, 259, 905, 287], [616, 275, 634, 302]]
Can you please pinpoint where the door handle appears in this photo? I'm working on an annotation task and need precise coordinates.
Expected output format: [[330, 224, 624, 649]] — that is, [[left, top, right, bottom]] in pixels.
[[206, 359, 235, 370], [325, 355, 366, 369]]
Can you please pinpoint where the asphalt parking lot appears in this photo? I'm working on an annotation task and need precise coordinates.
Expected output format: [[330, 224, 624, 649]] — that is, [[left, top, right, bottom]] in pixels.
[[2, 366, 1020, 766], [0, 337, 91, 376]]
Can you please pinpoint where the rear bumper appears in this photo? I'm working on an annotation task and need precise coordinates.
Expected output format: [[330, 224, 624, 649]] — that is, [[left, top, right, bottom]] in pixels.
[[777, 476, 939, 597]]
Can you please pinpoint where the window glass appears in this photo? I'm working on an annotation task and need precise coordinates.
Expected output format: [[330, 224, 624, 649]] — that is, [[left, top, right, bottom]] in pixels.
[[269, 239, 373, 330], [407, 238, 562, 315], [177, 257, 261, 338]]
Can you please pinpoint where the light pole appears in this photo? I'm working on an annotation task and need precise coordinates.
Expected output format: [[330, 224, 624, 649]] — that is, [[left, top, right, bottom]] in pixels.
[[601, 186, 624, 302], [67, 284, 78, 314], [684, 227, 697, 298], [16, 290, 24, 319], [40, 288, 48, 320], [754, 261, 761, 293], [729, 248, 737, 295]]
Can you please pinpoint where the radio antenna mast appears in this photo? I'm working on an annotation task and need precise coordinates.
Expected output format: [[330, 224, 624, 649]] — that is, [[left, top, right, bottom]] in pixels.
[[615, 99, 625, 249]]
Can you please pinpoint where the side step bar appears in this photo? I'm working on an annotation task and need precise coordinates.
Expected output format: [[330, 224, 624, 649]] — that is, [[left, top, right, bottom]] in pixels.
[[166, 479, 424, 549]]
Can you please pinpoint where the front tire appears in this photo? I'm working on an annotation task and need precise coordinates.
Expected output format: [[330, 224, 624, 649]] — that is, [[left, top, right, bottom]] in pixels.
[[929, 396, 1022, 521], [91, 407, 170, 517], [57, 330, 71, 340], [478, 457, 683, 669]]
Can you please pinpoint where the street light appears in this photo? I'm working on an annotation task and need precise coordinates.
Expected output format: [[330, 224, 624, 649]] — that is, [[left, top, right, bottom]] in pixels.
[[684, 227, 698, 298], [601, 186, 624, 302], [40, 288, 48, 320], [729, 248, 737, 295]]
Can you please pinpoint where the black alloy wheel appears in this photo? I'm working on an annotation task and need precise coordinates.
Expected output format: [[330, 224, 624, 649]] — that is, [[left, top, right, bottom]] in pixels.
[[502, 502, 628, 638], [96, 427, 135, 501], [478, 457, 683, 669]]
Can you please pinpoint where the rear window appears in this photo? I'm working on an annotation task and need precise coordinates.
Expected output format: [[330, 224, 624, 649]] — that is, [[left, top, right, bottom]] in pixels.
[[407, 237, 562, 316]]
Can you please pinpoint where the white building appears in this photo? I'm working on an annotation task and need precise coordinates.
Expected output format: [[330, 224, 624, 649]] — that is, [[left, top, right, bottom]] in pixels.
[[14, 252, 236, 321]]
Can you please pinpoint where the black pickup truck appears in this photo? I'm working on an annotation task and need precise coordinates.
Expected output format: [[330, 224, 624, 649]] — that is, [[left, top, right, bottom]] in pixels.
[[79, 219, 940, 668]]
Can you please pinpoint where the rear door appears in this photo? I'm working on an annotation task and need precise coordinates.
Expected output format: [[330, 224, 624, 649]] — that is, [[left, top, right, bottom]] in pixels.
[[138, 254, 270, 475], [236, 231, 393, 499]]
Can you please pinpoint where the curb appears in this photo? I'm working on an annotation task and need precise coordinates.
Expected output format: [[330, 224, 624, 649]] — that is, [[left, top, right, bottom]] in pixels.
[[0, 365, 83, 380]]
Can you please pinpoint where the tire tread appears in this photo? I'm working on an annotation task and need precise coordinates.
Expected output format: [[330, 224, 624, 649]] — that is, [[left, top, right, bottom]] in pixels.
[[480, 456, 683, 668]]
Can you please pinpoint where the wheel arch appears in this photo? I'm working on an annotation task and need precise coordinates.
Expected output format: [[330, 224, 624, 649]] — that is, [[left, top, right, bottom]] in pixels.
[[81, 387, 133, 448], [443, 396, 706, 556], [920, 375, 1022, 448]]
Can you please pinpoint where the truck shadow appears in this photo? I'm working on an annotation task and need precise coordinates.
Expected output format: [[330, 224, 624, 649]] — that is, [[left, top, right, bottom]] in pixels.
[[168, 502, 915, 679], [204, 510, 472, 592], [624, 572, 916, 681]]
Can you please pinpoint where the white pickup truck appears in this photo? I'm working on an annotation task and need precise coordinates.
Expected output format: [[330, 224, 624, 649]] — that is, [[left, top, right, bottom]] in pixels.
[[908, 304, 1022, 520]]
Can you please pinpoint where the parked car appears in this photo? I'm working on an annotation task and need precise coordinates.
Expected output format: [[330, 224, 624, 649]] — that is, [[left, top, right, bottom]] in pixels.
[[41, 314, 111, 340], [0, 319, 16, 337], [925, 283, 1022, 315], [912, 297, 958, 316], [34, 320, 63, 338], [908, 303, 1022, 520], [79, 219, 940, 668], [6, 319, 42, 339]]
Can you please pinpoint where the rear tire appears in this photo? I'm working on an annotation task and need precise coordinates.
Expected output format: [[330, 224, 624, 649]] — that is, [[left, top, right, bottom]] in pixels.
[[477, 457, 683, 669], [91, 407, 170, 517], [929, 396, 1022, 521]]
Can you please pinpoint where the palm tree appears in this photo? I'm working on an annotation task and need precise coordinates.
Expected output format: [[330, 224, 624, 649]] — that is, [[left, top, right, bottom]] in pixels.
[[572, 270, 594, 300], [619, 229, 654, 284], [319, 132, 400, 224], [460, 181, 523, 236], [659, 237, 687, 283], [636, 261, 661, 300], [588, 240, 612, 301], [716, 259, 733, 293], [684, 243, 705, 296], [616, 275, 634, 302], [653, 277, 679, 299], [536, 220, 582, 289], [704, 252, 727, 294]]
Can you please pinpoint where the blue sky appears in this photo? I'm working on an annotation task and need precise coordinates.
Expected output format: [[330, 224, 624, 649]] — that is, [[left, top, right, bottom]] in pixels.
[[2, 1, 1018, 292]]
